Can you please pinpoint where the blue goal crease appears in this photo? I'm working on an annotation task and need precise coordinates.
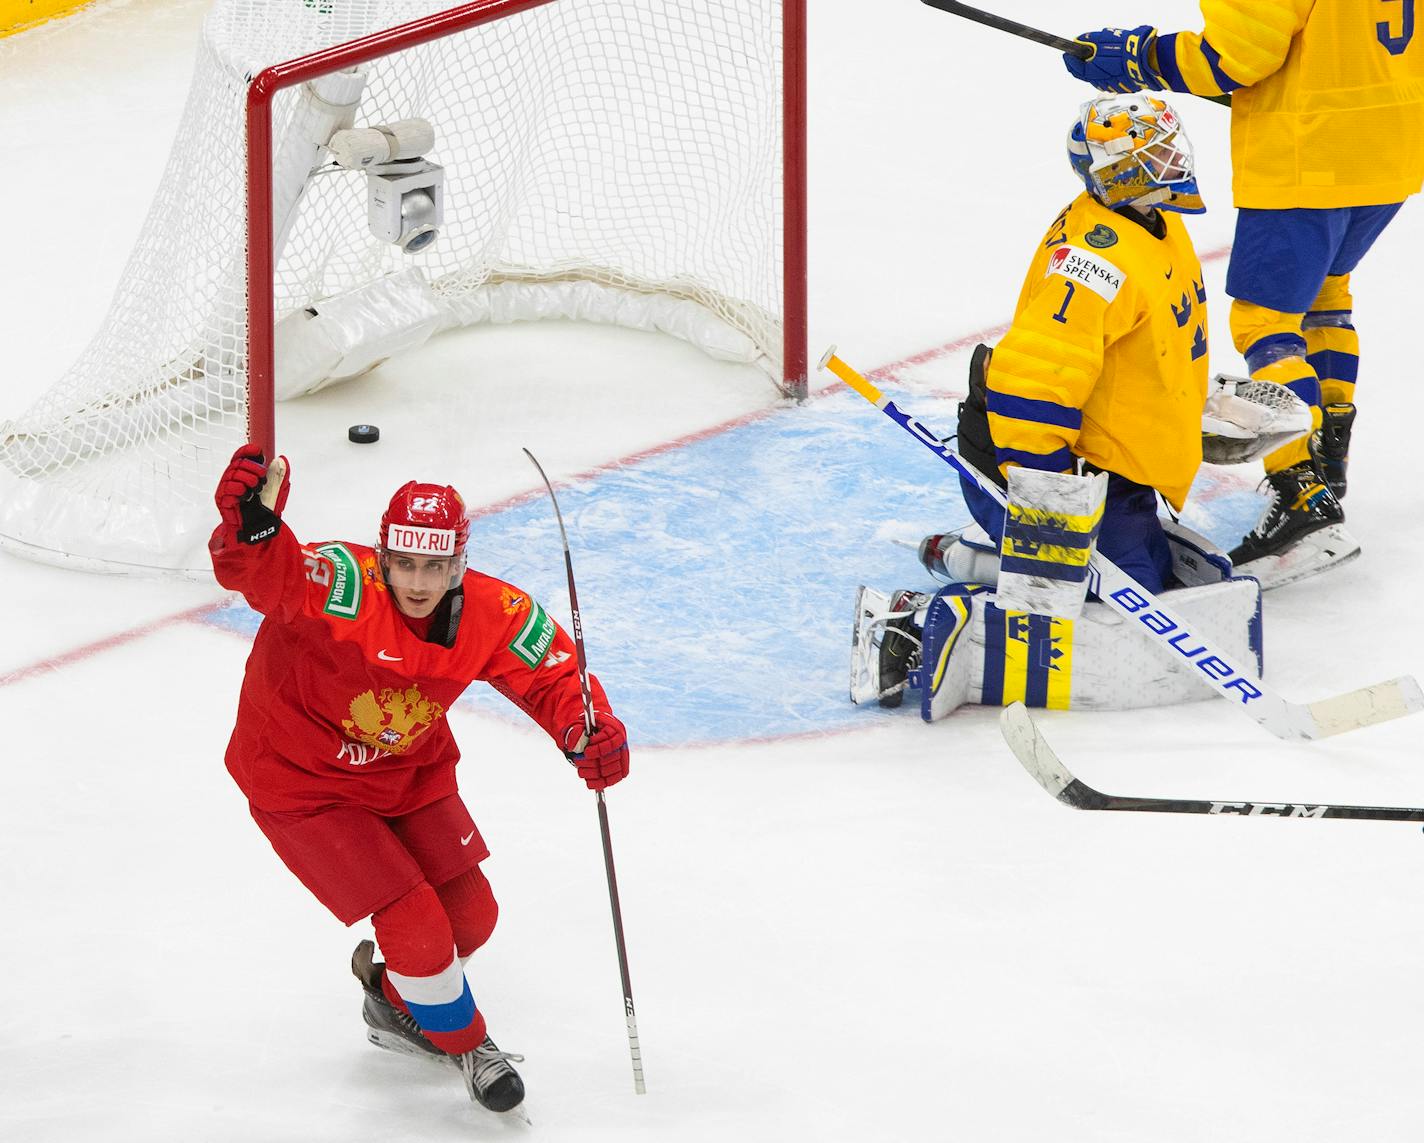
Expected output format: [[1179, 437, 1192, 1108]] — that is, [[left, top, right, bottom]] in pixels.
[[197, 389, 1264, 747]]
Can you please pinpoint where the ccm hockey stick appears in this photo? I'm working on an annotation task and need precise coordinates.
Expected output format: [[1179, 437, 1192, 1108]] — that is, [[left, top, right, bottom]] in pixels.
[[1003, 702, 1424, 822], [918, 0, 1232, 108], [523, 449, 646, 1095], [818, 347, 1424, 741]]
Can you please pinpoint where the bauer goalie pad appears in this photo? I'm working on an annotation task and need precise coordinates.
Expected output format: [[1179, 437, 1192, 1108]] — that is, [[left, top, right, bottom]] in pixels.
[[914, 582, 992, 721], [906, 575, 1262, 721], [996, 468, 1107, 619], [1201, 373, 1312, 465]]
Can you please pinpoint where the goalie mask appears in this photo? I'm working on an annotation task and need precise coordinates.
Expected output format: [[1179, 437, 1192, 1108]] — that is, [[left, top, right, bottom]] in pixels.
[[1067, 93, 1205, 215], [378, 480, 470, 591]]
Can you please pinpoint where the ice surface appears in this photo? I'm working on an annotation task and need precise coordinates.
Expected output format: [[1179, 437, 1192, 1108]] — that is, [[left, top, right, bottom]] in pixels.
[[5, 2, 1424, 1141]]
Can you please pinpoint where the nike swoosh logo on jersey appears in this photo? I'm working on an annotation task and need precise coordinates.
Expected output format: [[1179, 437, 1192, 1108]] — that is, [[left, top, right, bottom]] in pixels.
[[377, 650, 402, 661], [460, 831, 476, 846], [1164, 267, 1173, 279]]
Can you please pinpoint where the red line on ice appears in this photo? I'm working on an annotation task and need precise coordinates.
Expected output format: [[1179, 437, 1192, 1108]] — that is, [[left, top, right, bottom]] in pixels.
[[0, 601, 229, 688]]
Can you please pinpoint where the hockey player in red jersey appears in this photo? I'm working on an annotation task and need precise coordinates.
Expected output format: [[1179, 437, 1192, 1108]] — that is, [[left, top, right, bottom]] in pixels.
[[210, 443, 630, 1114]]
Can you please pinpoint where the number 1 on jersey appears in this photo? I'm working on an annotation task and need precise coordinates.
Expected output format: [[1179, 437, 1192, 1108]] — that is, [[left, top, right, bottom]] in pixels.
[[1052, 280, 1076, 324]]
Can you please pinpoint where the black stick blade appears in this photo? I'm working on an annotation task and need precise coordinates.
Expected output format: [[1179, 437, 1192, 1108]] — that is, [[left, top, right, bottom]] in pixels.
[[1000, 702, 1424, 823]]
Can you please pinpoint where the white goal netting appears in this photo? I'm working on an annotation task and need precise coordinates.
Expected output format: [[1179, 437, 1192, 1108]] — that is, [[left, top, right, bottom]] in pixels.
[[0, 0, 797, 574]]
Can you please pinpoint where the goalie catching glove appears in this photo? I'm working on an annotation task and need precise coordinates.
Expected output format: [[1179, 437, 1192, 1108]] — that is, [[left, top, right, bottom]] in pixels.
[[215, 443, 290, 544], [995, 467, 1108, 620], [1200, 374, 1312, 465], [563, 712, 630, 791]]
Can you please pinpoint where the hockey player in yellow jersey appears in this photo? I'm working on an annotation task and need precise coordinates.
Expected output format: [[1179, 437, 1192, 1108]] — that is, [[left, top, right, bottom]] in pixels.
[[849, 94, 1262, 725], [950, 91, 1210, 595], [1064, 0, 1424, 587]]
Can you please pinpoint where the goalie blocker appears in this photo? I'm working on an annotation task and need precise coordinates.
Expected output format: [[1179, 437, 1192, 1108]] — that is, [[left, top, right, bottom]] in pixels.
[[852, 520, 1262, 720], [996, 467, 1107, 619]]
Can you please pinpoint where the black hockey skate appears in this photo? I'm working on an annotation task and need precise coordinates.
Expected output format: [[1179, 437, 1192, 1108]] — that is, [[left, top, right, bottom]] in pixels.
[[1228, 461, 1360, 588], [456, 1036, 526, 1113], [1309, 401, 1356, 500], [351, 939, 443, 1060], [876, 589, 926, 709]]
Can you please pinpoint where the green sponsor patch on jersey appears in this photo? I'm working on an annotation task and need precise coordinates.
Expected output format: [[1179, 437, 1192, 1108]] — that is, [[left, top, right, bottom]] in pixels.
[[508, 601, 556, 668], [316, 542, 362, 618], [1084, 224, 1118, 249]]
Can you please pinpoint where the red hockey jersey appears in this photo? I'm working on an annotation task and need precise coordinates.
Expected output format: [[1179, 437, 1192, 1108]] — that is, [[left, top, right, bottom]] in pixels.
[[211, 523, 608, 816]]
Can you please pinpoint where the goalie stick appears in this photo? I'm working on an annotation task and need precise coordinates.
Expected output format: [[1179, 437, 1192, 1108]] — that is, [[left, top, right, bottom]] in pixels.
[[817, 347, 1424, 742], [1002, 702, 1424, 822], [523, 449, 646, 1096], [918, 0, 1232, 108]]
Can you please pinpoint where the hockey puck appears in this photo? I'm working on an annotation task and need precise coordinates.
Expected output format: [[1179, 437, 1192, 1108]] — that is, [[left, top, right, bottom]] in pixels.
[[348, 424, 380, 444]]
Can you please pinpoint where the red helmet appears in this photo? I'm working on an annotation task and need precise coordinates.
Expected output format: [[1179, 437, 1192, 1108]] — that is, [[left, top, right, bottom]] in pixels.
[[379, 481, 470, 558]]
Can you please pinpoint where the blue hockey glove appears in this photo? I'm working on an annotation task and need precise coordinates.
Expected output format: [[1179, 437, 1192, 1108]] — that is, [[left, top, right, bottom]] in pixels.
[[1063, 25, 1164, 93]]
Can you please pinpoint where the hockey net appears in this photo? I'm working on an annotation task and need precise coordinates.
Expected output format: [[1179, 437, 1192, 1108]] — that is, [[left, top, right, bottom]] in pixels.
[[0, 0, 806, 575]]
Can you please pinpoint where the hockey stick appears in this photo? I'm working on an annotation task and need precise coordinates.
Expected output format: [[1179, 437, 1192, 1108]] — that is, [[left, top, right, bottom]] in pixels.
[[1003, 702, 1424, 821], [818, 347, 1424, 741], [919, 0, 1232, 108], [523, 449, 646, 1096]]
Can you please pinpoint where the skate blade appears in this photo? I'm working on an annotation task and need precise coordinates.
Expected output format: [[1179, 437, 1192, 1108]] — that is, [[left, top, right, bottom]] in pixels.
[[469, 1094, 531, 1126], [1235, 524, 1361, 590], [365, 1027, 452, 1065], [496, 1103, 532, 1126]]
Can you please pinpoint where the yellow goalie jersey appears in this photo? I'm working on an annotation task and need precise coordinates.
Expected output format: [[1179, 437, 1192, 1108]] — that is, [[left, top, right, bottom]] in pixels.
[[985, 192, 1208, 511], [1154, 0, 1424, 208]]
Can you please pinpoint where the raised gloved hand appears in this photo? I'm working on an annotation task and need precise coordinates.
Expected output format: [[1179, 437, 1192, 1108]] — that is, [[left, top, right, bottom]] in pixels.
[[1063, 25, 1163, 92], [215, 443, 290, 544], [563, 712, 630, 791]]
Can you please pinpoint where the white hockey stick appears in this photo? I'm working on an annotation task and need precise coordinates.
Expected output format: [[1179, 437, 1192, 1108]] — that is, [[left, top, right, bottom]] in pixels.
[[1002, 703, 1424, 821], [819, 347, 1424, 741]]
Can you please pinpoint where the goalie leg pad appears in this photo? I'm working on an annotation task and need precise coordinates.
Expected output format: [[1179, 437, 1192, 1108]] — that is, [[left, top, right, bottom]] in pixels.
[[914, 583, 992, 722], [976, 577, 1263, 711], [880, 576, 1263, 720], [996, 467, 1108, 619]]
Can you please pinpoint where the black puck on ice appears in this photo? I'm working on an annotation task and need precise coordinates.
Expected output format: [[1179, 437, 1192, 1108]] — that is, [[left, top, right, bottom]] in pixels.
[[348, 424, 380, 444]]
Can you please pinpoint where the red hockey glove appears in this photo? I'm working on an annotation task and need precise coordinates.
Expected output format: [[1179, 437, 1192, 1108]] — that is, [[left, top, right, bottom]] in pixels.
[[563, 712, 630, 791], [215, 443, 290, 543]]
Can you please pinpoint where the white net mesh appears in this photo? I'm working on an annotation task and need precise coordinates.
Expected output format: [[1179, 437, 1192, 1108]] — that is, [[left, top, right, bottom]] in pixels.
[[0, 0, 793, 574]]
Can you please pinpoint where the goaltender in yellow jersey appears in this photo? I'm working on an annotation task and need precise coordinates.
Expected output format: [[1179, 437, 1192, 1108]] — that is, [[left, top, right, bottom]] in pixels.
[[846, 93, 1261, 730], [953, 92, 1209, 593]]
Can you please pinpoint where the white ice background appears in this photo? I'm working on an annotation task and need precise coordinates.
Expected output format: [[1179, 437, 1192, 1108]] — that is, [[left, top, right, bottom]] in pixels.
[[4, 1, 1424, 1140]]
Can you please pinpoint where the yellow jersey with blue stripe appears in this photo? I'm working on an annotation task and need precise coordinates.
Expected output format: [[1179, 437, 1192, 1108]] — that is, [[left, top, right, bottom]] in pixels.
[[986, 193, 1208, 511], [1155, 0, 1424, 208]]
